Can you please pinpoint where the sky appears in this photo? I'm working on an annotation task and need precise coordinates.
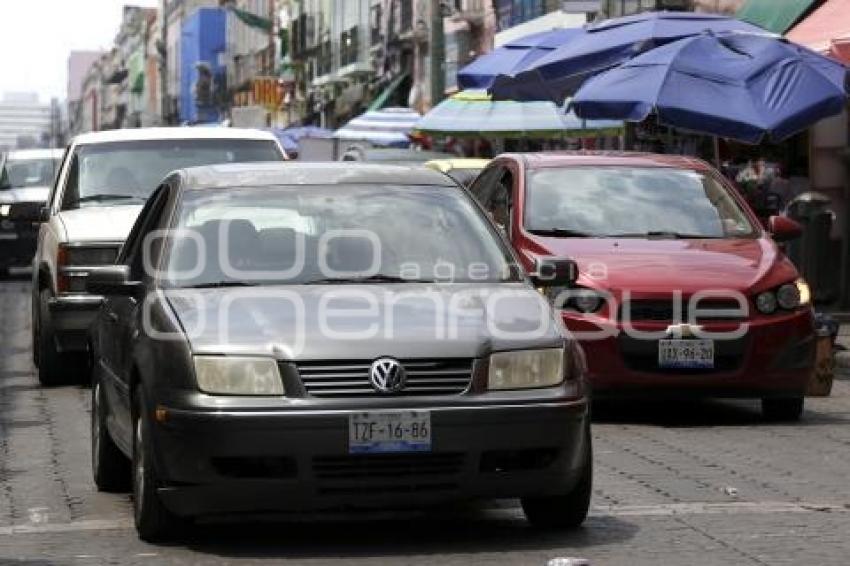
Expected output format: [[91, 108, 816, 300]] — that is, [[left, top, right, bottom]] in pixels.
[[0, 0, 158, 103]]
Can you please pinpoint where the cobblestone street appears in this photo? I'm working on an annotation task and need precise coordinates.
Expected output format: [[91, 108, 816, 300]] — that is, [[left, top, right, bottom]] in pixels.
[[2, 279, 849, 565]]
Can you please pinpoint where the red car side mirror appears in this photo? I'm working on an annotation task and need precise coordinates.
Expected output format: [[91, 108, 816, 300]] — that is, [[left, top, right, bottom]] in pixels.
[[768, 215, 802, 242]]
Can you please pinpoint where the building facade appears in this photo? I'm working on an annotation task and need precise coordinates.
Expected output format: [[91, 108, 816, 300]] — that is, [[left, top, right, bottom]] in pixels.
[[288, 0, 495, 127], [0, 92, 53, 150]]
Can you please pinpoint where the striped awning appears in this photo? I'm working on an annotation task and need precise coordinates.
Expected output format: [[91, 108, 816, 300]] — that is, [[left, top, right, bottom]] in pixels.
[[333, 107, 421, 147]]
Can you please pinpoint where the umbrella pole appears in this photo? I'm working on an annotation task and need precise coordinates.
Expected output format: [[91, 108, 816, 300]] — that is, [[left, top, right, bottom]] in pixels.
[[713, 136, 721, 168]]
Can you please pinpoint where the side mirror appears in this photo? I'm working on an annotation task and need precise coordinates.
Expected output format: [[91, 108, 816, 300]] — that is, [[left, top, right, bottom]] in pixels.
[[86, 265, 143, 297], [7, 202, 46, 223], [768, 215, 802, 242], [530, 257, 578, 287]]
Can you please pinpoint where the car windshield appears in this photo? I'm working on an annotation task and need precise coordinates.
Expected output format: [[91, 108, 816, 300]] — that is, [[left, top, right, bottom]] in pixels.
[[163, 184, 521, 287], [525, 167, 757, 239], [60, 139, 282, 210], [0, 157, 60, 189]]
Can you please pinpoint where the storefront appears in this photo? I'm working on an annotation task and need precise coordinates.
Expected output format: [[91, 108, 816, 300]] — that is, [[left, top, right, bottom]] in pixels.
[[786, 0, 850, 309]]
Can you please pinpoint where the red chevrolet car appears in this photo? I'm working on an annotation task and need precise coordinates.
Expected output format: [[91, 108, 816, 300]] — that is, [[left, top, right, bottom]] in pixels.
[[468, 152, 815, 421]]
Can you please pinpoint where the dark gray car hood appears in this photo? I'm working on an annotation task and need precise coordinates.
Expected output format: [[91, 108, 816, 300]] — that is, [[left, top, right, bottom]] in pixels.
[[163, 283, 564, 360]]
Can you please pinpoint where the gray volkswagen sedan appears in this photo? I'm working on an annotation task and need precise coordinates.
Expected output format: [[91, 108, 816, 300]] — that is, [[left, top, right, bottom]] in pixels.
[[86, 162, 591, 541]]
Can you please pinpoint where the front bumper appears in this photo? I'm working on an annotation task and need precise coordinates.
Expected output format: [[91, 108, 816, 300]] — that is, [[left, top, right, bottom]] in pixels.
[[564, 309, 815, 398], [149, 392, 590, 518], [47, 295, 103, 352]]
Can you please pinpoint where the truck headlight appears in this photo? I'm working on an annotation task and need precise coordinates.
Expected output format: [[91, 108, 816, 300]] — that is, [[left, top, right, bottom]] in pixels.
[[193, 356, 284, 395], [487, 348, 564, 390]]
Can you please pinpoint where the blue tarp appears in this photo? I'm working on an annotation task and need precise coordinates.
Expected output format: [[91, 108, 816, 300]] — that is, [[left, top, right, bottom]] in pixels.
[[490, 11, 767, 103], [571, 32, 850, 144], [180, 8, 226, 124]]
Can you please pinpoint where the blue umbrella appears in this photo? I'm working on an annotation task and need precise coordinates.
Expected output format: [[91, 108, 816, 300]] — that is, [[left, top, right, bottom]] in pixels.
[[490, 11, 767, 103], [457, 28, 583, 89], [571, 32, 850, 144], [333, 107, 421, 147]]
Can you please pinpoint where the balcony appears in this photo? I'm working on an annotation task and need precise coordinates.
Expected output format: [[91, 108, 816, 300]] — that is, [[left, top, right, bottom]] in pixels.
[[339, 26, 372, 77]]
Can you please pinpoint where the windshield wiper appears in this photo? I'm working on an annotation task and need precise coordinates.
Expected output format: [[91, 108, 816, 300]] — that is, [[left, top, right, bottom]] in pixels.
[[70, 194, 147, 205], [181, 281, 259, 289], [605, 231, 721, 239], [304, 274, 437, 285], [528, 228, 593, 237]]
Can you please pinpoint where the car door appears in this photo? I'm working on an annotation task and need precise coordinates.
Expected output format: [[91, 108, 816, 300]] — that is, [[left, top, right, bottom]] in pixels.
[[101, 184, 171, 442]]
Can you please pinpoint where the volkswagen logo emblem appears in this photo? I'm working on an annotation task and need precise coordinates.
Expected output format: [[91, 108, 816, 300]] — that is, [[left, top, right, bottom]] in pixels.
[[369, 358, 406, 394]]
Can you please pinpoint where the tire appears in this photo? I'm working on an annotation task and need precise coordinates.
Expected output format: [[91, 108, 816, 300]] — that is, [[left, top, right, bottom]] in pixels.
[[91, 380, 131, 492], [762, 396, 804, 422], [521, 428, 593, 530], [132, 386, 184, 542], [32, 287, 40, 367], [37, 288, 66, 386]]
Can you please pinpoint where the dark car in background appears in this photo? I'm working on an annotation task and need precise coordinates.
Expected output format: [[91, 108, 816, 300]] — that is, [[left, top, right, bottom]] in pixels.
[[0, 148, 63, 275], [469, 152, 814, 420], [86, 162, 591, 541]]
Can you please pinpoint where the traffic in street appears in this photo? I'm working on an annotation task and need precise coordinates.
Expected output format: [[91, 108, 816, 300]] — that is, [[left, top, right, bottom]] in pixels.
[[3, 0, 850, 564]]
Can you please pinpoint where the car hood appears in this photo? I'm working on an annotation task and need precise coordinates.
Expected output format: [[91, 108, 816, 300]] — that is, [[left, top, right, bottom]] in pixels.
[[527, 236, 794, 294], [163, 283, 563, 359], [58, 205, 144, 242], [0, 186, 50, 203]]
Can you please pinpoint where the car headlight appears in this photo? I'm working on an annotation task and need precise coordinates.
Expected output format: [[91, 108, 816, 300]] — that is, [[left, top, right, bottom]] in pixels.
[[487, 348, 564, 390], [0, 204, 9, 217], [755, 291, 777, 314], [777, 282, 801, 310], [795, 278, 811, 306], [571, 291, 603, 313], [193, 356, 284, 395]]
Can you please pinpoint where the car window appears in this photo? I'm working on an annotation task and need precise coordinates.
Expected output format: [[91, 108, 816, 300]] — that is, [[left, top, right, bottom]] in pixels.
[[163, 184, 522, 287], [470, 167, 513, 234], [0, 156, 61, 189], [524, 167, 757, 238], [59, 139, 283, 211], [121, 184, 171, 279]]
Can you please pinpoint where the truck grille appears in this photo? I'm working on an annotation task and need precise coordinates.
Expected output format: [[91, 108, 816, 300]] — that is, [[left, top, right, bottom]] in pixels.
[[295, 358, 474, 397]]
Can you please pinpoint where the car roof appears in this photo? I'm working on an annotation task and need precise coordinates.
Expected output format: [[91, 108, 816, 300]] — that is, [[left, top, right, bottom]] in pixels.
[[180, 162, 459, 189], [71, 126, 278, 146], [425, 158, 491, 173], [505, 151, 713, 171], [6, 148, 64, 160]]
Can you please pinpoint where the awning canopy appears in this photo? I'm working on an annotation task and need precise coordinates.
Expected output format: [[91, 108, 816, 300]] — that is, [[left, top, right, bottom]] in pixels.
[[736, 0, 818, 34], [787, 0, 850, 64]]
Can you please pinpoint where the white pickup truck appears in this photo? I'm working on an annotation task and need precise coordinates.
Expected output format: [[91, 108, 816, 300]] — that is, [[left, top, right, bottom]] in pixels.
[[28, 127, 286, 385]]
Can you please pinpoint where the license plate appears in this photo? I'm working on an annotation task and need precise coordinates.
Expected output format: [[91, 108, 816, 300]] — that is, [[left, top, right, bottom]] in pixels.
[[349, 411, 431, 454], [658, 339, 714, 369]]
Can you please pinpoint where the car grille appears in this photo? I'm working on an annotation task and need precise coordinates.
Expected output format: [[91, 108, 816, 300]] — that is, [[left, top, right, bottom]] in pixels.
[[313, 453, 464, 495], [295, 358, 474, 397], [313, 453, 465, 479], [620, 298, 748, 322]]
